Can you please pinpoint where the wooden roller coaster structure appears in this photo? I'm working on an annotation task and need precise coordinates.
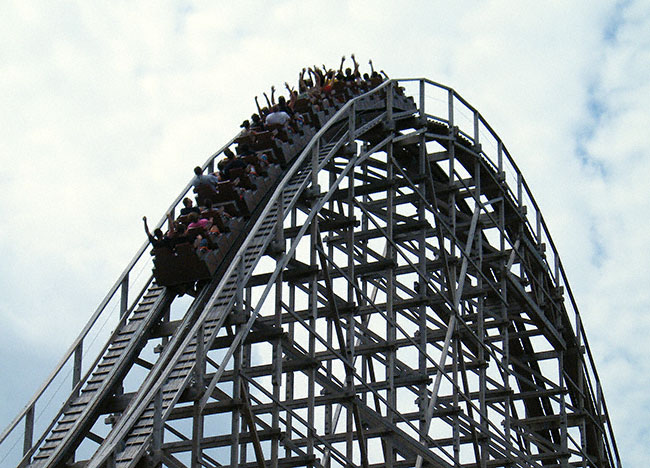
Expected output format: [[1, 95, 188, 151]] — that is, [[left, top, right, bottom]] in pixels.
[[0, 77, 621, 468]]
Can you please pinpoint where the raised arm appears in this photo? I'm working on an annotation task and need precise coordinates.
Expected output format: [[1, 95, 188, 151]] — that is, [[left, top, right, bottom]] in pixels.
[[263, 91, 271, 108], [351, 53, 360, 77], [380, 69, 389, 79], [166, 212, 176, 236], [143, 216, 154, 241], [339, 55, 346, 73], [254, 96, 262, 115], [299, 68, 307, 92], [312, 65, 323, 82], [270, 85, 276, 106], [368, 59, 375, 75], [309, 67, 322, 88], [288, 89, 297, 109]]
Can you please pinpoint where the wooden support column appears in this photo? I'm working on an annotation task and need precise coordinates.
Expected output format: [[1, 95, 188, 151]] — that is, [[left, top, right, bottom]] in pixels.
[[73, 342, 82, 396], [192, 324, 205, 468], [271, 193, 285, 468], [307, 140, 320, 463], [475, 157, 488, 468], [285, 205, 298, 461], [22, 404, 34, 461], [386, 136, 396, 468], [559, 352, 569, 468], [152, 389, 163, 461], [417, 129, 429, 449], [230, 258, 245, 468], [120, 274, 129, 317]]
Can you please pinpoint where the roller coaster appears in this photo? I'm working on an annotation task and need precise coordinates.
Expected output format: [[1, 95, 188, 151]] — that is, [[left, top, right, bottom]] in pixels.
[[0, 75, 621, 468]]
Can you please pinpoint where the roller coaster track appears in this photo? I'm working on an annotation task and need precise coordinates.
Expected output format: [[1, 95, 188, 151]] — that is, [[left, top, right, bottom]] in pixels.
[[1, 78, 621, 468]]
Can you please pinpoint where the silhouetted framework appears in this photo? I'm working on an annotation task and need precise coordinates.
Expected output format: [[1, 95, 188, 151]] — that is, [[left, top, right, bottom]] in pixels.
[[1, 78, 621, 468]]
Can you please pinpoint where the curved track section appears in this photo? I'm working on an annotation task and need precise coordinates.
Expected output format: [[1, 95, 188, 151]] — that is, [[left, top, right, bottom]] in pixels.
[[1, 79, 620, 468]]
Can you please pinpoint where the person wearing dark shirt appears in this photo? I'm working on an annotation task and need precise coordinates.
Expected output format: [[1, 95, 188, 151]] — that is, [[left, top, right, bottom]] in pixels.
[[250, 113, 265, 131], [238, 144, 254, 157], [344, 53, 361, 82], [223, 149, 247, 180], [168, 219, 191, 246], [143, 216, 172, 249], [277, 95, 294, 117], [179, 197, 201, 216]]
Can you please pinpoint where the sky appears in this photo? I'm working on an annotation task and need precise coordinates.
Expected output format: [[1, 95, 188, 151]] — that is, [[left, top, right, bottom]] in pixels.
[[1, 0, 649, 466]]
